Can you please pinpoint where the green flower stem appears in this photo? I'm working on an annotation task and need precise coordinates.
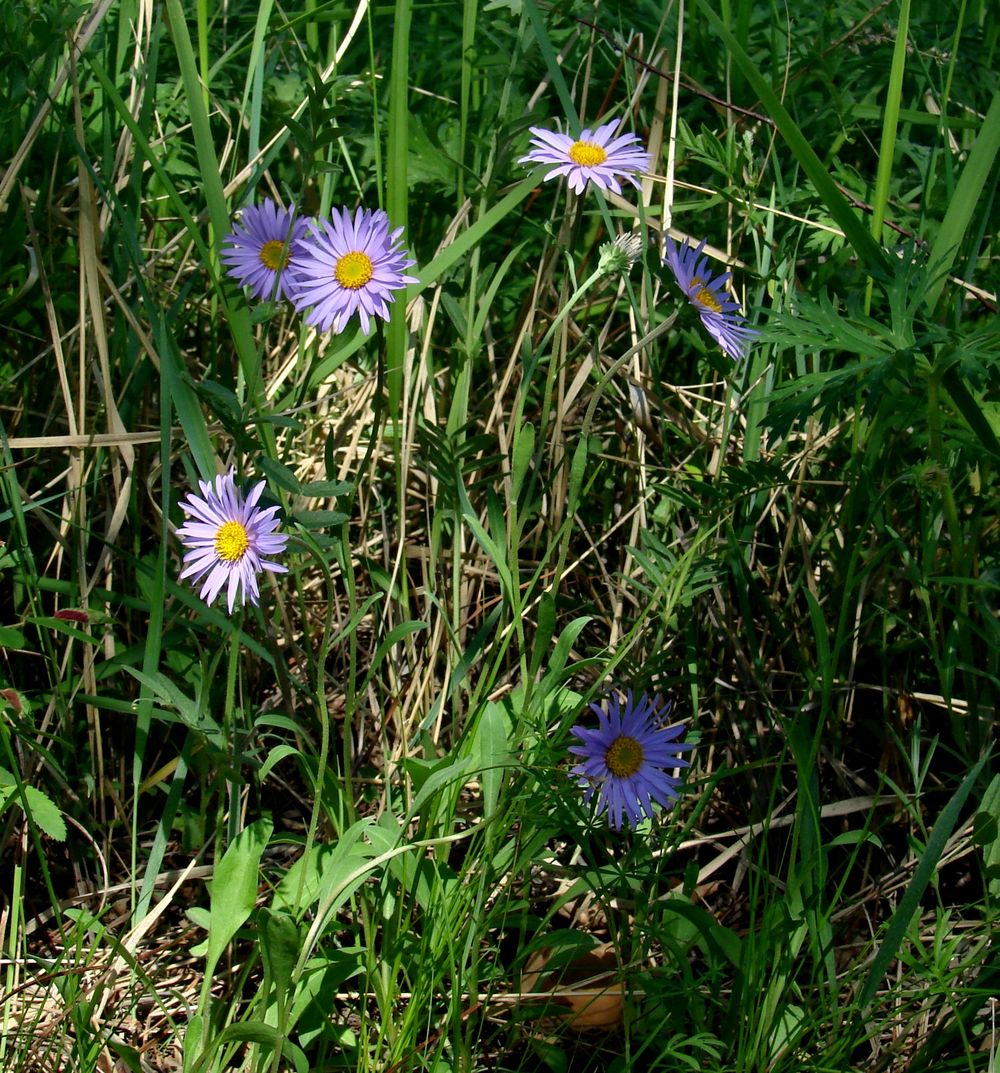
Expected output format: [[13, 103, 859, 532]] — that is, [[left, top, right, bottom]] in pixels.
[[537, 266, 606, 357], [223, 615, 242, 850]]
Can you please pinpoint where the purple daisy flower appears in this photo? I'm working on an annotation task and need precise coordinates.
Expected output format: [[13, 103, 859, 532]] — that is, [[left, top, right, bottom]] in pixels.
[[220, 199, 309, 302], [519, 118, 650, 196], [664, 236, 759, 361], [569, 691, 693, 830], [177, 468, 289, 614], [288, 207, 418, 334]]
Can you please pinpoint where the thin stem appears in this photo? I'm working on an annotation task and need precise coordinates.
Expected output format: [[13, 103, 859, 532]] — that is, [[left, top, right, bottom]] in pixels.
[[224, 617, 242, 849]]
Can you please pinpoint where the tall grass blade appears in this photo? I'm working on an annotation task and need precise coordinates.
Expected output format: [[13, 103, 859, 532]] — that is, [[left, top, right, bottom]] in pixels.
[[870, 0, 911, 247], [924, 87, 1000, 311]]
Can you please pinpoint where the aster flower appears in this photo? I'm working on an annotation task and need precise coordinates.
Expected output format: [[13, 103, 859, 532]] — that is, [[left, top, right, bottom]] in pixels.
[[220, 199, 309, 301], [664, 236, 758, 361], [568, 691, 693, 830], [177, 468, 289, 614], [519, 119, 650, 196], [288, 207, 418, 334], [598, 230, 645, 276]]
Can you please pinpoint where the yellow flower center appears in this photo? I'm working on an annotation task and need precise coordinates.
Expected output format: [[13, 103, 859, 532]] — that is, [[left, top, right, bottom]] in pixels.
[[335, 251, 374, 290], [605, 735, 644, 778], [258, 239, 290, 271], [214, 521, 250, 563], [568, 140, 608, 167], [690, 276, 723, 314]]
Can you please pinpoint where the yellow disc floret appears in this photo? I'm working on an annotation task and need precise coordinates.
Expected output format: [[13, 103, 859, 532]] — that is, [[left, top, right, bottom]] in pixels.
[[335, 251, 374, 290], [568, 140, 608, 167], [258, 239, 290, 271], [690, 276, 723, 314], [214, 521, 250, 563], [605, 735, 644, 778]]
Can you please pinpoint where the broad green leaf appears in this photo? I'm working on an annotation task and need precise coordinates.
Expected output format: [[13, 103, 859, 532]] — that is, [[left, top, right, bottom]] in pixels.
[[299, 478, 353, 497], [0, 626, 25, 648], [273, 820, 378, 915], [294, 509, 350, 529], [468, 700, 512, 819], [260, 907, 301, 1007], [511, 420, 535, 502], [256, 457, 302, 494], [204, 817, 273, 976], [121, 668, 224, 748], [259, 744, 300, 781]]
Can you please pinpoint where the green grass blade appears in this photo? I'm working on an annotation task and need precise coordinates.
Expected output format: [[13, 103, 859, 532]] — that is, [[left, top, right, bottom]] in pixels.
[[164, 0, 263, 403], [870, 0, 911, 247], [158, 325, 216, 480], [241, 0, 276, 166], [385, 0, 412, 418], [414, 175, 537, 292], [523, 0, 580, 129], [924, 86, 1000, 310], [939, 364, 1000, 460]]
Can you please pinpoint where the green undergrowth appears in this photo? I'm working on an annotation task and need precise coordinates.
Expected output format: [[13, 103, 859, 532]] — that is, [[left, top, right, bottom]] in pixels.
[[0, 1, 997, 1071]]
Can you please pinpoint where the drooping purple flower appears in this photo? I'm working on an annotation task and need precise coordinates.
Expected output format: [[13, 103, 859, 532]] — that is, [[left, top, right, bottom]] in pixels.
[[220, 199, 309, 301], [177, 468, 288, 614], [664, 236, 758, 361], [519, 118, 650, 195], [569, 691, 693, 830], [288, 207, 418, 334]]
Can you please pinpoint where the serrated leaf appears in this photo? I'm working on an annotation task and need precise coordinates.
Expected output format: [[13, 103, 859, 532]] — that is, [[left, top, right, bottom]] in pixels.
[[256, 457, 302, 494], [249, 301, 282, 324], [299, 479, 353, 497], [295, 510, 349, 529], [22, 785, 67, 840], [0, 768, 66, 840], [192, 379, 242, 422]]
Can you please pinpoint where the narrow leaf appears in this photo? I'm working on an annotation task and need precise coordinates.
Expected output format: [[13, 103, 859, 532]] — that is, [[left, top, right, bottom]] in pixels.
[[924, 87, 1000, 311]]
